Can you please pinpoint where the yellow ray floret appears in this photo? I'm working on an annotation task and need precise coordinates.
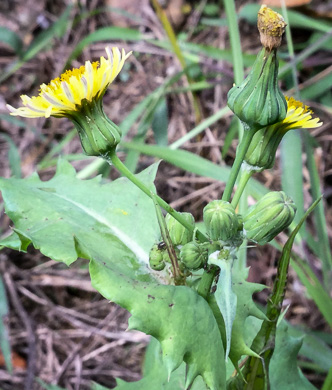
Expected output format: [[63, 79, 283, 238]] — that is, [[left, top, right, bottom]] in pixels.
[[282, 96, 322, 131], [7, 47, 132, 118]]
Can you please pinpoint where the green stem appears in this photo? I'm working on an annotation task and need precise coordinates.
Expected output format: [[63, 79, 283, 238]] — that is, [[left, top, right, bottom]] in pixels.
[[106, 149, 209, 243], [231, 167, 253, 209], [222, 128, 255, 203], [196, 265, 218, 299]]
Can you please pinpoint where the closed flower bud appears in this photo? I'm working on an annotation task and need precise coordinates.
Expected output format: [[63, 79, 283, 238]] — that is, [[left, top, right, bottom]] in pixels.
[[149, 244, 165, 271], [227, 48, 287, 131], [165, 212, 195, 246], [180, 241, 208, 270], [203, 200, 239, 241], [243, 191, 296, 244]]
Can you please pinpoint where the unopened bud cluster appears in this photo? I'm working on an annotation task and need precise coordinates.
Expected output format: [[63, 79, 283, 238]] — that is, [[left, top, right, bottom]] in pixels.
[[149, 192, 296, 273], [149, 212, 208, 272]]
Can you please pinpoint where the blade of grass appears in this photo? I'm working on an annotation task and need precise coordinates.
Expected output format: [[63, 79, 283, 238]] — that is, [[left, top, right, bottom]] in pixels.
[[291, 255, 332, 329], [38, 129, 77, 169], [303, 133, 332, 289], [169, 106, 230, 150], [223, 0, 244, 84], [0, 6, 73, 84], [0, 134, 22, 178], [279, 29, 332, 79], [292, 66, 332, 100], [150, 39, 257, 67], [0, 26, 23, 56], [65, 26, 143, 66], [151, 0, 202, 123], [322, 364, 332, 390], [282, 1, 332, 290], [0, 275, 12, 373], [0, 114, 41, 139], [280, 2, 306, 240]]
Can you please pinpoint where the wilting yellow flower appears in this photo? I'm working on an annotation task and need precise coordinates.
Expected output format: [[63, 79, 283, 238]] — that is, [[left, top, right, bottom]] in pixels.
[[7, 47, 131, 119], [244, 96, 322, 172]]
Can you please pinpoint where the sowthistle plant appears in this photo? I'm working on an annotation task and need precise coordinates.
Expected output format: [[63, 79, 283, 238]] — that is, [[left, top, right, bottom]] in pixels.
[[1, 5, 323, 390]]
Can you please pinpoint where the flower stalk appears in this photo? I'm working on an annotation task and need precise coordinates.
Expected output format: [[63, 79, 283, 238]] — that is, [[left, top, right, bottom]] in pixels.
[[105, 149, 209, 243]]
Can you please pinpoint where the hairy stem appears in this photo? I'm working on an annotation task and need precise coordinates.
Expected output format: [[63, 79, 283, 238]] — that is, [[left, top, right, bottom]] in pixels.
[[231, 167, 254, 209], [106, 149, 209, 243], [222, 127, 256, 203]]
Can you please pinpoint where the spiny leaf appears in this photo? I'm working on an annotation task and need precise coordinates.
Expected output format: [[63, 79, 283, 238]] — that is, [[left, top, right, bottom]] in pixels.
[[270, 323, 317, 390], [0, 159, 226, 389], [114, 338, 208, 390], [208, 252, 237, 361], [209, 266, 266, 368], [88, 245, 226, 390]]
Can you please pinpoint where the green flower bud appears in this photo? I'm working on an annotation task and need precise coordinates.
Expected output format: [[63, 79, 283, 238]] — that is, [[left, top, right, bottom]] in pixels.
[[227, 47, 287, 131], [203, 200, 239, 241], [180, 241, 208, 270], [163, 247, 180, 264], [243, 124, 284, 172], [149, 244, 165, 271], [69, 99, 122, 157], [243, 191, 296, 244], [165, 213, 195, 246]]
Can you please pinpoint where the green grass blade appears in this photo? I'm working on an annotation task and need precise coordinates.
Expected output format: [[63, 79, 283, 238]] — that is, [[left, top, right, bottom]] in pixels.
[[0, 6, 72, 84], [66, 26, 143, 65], [279, 29, 332, 79], [303, 133, 332, 289], [223, 0, 244, 84], [170, 106, 230, 150], [0, 134, 22, 178], [322, 364, 332, 390], [0, 26, 23, 56], [280, 4, 306, 239], [0, 275, 12, 373], [291, 256, 332, 329], [38, 129, 77, 169]]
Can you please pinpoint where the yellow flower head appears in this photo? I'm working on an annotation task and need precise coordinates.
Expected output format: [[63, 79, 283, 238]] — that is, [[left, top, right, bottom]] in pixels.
[[244, 96, 322, 172], [282, 96, 322, 131], [7, 47, 131, 119]]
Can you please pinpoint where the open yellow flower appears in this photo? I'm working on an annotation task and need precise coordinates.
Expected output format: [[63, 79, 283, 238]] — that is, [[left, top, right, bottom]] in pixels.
[[280, 96, 322, 131], [7, 47, 131, 118], [244, 96, 322, 172], [7, 47, 131, 157]]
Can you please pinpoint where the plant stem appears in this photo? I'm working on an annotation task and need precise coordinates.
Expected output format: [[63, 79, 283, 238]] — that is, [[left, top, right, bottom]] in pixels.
[[231, 167, 253, 209], [106, 149, 209, 243], [222, 128, 255, 203], [196, 265, 218, 299]]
